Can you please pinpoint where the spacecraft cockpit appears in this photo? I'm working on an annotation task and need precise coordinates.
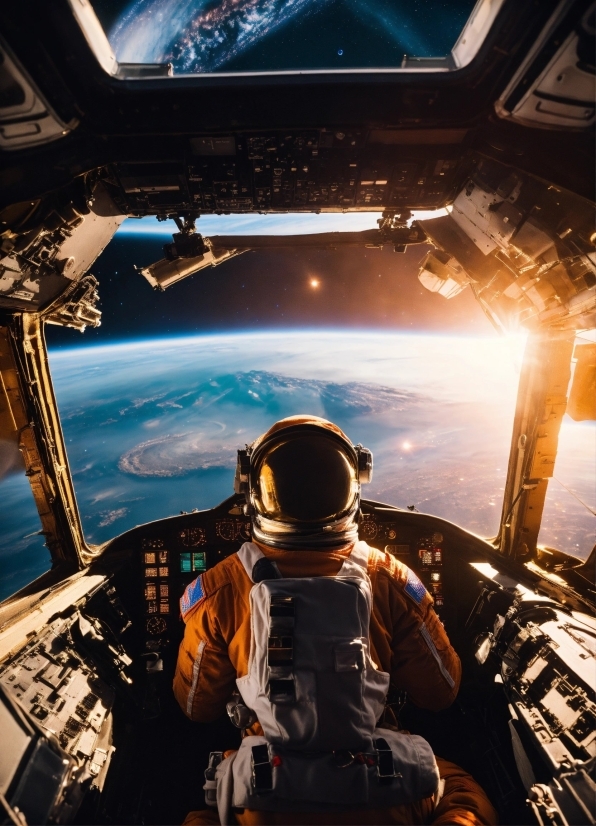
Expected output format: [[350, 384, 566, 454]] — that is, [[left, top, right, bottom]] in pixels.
[[0, 0, 594, 824]]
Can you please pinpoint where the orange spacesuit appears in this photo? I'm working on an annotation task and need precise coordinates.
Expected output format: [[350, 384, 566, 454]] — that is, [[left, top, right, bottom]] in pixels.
[[174, 417, 497, 826]]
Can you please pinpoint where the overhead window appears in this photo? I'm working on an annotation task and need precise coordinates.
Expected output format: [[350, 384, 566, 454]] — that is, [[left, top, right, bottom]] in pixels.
[[80, 0, 503, 77]]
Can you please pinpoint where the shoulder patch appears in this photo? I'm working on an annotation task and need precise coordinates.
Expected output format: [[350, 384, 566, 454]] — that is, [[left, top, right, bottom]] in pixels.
[[180, 575, 205, 620], [404, 567, 428, 606]]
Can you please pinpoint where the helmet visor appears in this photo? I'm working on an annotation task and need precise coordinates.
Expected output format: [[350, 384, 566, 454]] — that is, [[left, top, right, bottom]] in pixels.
[[253, 433, 359, 524]]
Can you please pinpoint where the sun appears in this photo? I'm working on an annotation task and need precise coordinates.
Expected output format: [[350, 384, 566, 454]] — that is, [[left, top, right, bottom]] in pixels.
[[310, 278, 320, 288]]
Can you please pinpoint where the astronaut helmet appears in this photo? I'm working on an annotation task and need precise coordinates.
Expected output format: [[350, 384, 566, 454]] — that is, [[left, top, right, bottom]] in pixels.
[[234, 415, 372, 549]]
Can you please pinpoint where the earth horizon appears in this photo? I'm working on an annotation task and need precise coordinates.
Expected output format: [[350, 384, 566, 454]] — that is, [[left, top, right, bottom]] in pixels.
[[0, 329, 592, 601]]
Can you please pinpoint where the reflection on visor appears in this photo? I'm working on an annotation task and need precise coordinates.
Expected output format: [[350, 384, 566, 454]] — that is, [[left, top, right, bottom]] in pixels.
[[254, 434, 358, 523]]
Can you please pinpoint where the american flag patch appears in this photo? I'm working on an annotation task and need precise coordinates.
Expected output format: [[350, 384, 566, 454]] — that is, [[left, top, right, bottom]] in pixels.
[[180, 575, 205, 620], [404, 568, 427, 605]]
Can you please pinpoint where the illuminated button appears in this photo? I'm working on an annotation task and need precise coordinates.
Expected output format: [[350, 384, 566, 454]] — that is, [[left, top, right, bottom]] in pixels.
[[144, 552, 156, 564], [433, 549, 442, 564], [142, 538, 164, 550], [158, 550, 169, 564], [145, 567, 158, 578], [192, 552, 207, 572], [145, 584, 157, 600], [147, 601, 158, 614], [435, 597, 444, 607], [158, 566, 169, 578], [420, 551, 433, 566], [180, 553, 192, 573], [159, 601, 170, 614], [430, 572, 441, 582], [160, 584, 169, 598]]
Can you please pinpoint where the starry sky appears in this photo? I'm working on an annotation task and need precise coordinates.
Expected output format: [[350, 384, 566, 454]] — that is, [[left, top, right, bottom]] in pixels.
[[45, 227, 492, 349]]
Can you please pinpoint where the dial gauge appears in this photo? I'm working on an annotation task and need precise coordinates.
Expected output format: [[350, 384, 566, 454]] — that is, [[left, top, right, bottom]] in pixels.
[[146, 617, 167, 635]]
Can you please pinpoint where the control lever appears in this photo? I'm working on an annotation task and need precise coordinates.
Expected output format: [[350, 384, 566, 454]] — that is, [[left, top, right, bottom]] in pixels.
[[142, 652, 163, 674]]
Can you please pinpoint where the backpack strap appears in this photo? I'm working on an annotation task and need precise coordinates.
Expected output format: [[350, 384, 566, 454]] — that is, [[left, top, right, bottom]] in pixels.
[[237, 543, 266, 582], [337, 541, 371, 580], [238, 542, 283, 584]]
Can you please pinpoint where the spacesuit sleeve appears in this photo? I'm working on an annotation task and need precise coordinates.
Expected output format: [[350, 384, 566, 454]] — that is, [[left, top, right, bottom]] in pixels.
[[372, 553, 461, 710], [173, 575, 237, 722]]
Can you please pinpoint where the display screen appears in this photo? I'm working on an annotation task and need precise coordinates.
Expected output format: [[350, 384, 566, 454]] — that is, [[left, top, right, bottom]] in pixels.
[[179, 552, 207, 573]]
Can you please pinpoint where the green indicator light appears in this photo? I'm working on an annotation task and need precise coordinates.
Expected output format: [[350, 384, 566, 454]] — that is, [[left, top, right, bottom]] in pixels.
[[180, 553, 192, 573], [192, 552, 207, 572]]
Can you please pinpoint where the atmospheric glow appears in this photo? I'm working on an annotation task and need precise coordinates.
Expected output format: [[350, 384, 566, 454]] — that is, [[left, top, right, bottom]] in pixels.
[[116, 210, 448, 237]]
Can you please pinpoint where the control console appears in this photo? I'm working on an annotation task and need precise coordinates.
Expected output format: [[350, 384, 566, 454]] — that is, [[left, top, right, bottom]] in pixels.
[[469, 566, 596, 825]]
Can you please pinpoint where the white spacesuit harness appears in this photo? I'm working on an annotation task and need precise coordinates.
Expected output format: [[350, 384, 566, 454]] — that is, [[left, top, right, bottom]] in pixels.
[[205, 541, 439, 825]]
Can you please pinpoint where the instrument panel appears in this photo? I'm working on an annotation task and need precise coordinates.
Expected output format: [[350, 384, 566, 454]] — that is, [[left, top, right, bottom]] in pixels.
[[360, 512, 446, 608], [102, 495, 464, 661], [105, 130, 465, 217], [135, 513, 252, 645]]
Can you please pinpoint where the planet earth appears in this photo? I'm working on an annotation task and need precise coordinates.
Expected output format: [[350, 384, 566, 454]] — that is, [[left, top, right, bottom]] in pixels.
[[1, 330, 593, 601]]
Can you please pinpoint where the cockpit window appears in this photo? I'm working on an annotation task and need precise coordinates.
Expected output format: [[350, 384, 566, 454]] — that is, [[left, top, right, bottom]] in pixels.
[[538, 335, 596, 561], [86, 0, 495, 76], [48, 332, 523, 546], [0, 456, 50, 602], [42, 216, 523, 550]]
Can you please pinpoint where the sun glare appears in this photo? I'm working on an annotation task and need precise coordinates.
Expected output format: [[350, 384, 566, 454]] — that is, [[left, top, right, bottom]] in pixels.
[[310, 278, 320, 289]]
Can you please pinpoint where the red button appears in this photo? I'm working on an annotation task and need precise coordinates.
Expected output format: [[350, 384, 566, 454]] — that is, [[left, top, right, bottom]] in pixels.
[[271, 755, 283, 767]]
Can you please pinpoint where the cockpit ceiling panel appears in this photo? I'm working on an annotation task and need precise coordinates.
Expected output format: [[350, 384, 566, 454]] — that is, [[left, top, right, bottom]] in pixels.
[[0, 0, 580, 136], [1, 0, 594, 214], [106, 133, 466, 215]]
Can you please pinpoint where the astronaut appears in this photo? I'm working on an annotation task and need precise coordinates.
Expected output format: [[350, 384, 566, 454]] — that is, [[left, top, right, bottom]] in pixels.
[[174, 416, 497, 826]]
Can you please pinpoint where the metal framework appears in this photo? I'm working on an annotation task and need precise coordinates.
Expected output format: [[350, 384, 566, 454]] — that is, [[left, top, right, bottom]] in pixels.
[[497, 332, 575, 560], [0, 316, 93, 569]]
